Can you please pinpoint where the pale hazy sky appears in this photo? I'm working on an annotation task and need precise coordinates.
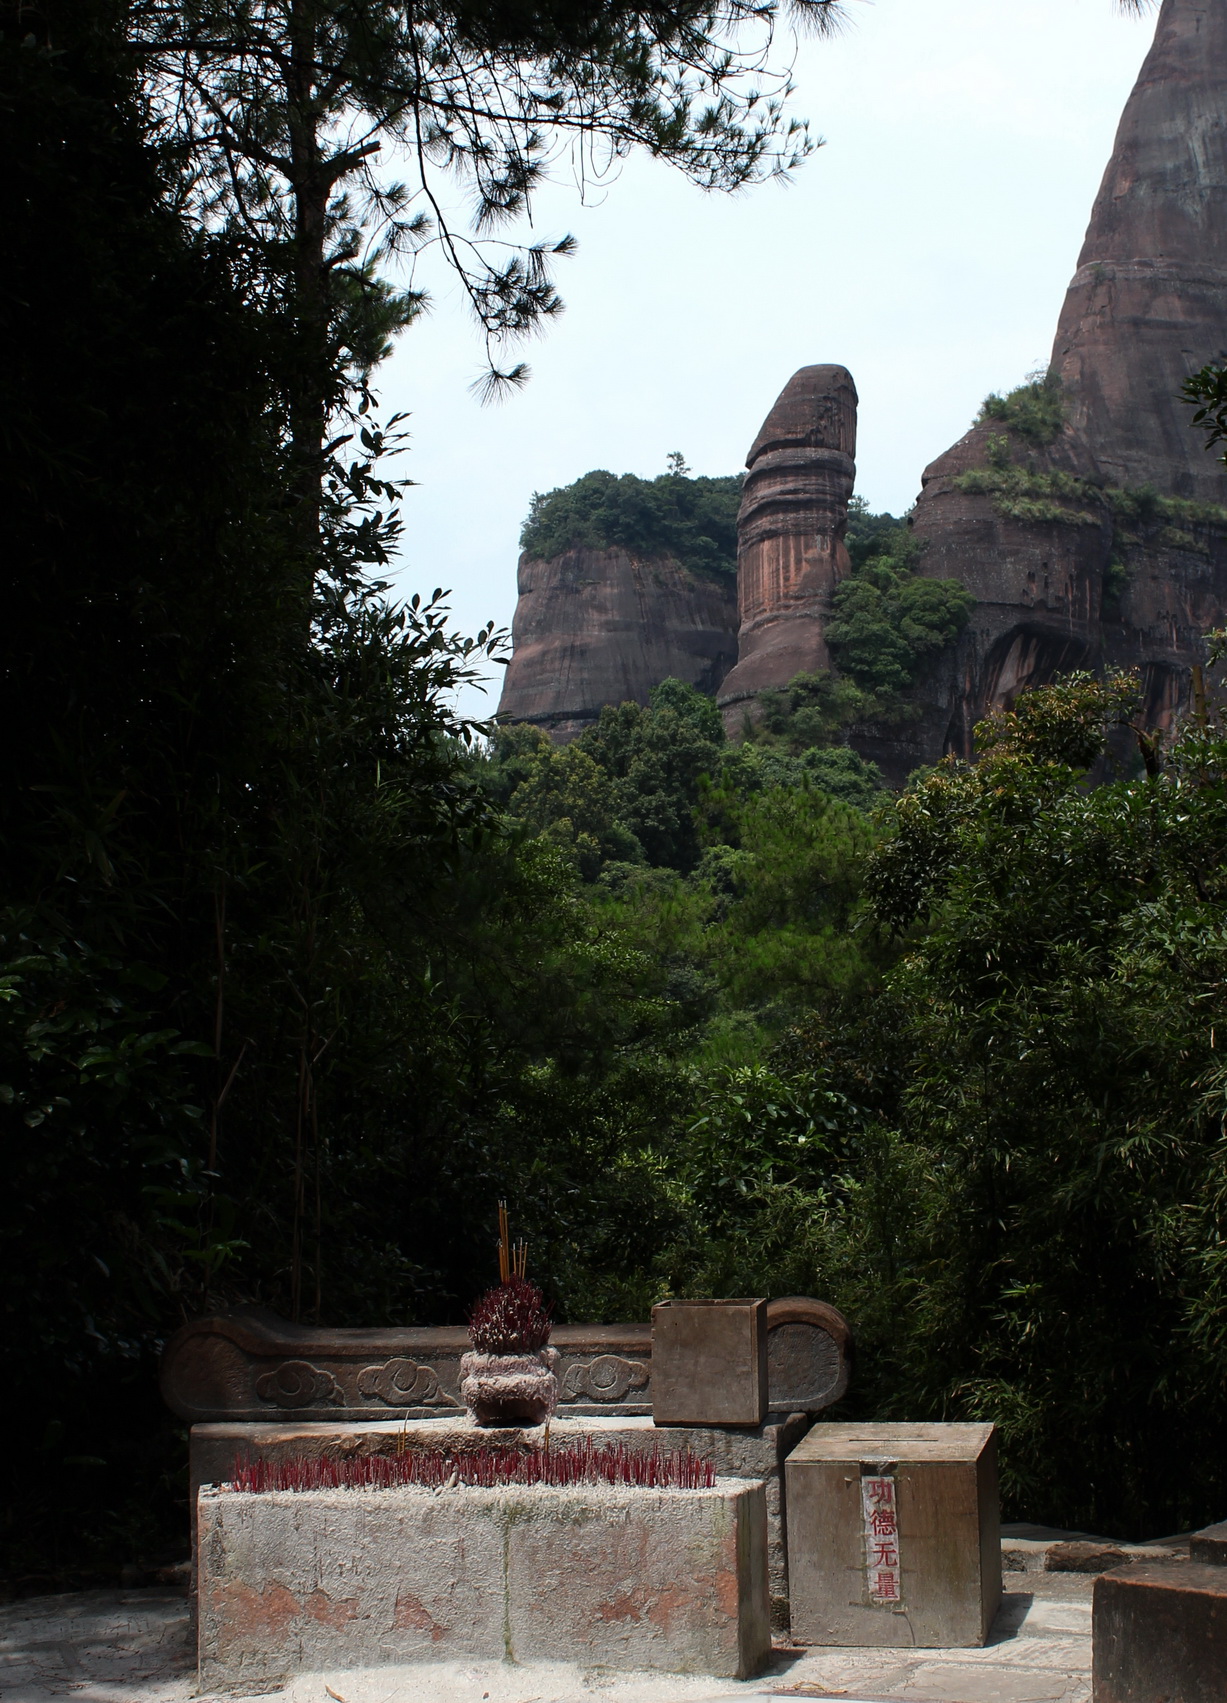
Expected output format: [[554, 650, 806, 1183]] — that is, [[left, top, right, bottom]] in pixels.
[[378, 0, 1158, 715]]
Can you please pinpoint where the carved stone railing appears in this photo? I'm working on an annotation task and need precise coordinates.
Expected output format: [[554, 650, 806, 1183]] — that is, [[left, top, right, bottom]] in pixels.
[[160, 1297, 851, 1424]]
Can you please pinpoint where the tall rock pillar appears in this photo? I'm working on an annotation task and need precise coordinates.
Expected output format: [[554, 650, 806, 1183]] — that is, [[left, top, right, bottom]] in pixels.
[[897, 0, 1227, 777], [717, 365, 857, 733], [1050, 0, 1227, 498]]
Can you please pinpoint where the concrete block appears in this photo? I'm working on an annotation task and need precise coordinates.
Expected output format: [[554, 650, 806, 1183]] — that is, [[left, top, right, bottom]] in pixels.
[[651, 1300, 768, 1428], [785, 1422, 1000, 1648], [196, 1476, 770, 1691], [1093, 1562, 1227, 1703], [191, 1412, 808, 1619], [1189, 1519, 1227, 1565]]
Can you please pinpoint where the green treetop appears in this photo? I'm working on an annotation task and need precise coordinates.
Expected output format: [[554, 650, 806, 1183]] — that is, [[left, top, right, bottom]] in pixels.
[[520, 467, 742, 578]]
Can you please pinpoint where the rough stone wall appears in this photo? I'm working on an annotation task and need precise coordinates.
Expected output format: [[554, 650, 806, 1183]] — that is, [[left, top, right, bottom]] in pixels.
[[890, 0, 1227, 779], [496, 547, 738, 741], [717, 365, 857, 734]]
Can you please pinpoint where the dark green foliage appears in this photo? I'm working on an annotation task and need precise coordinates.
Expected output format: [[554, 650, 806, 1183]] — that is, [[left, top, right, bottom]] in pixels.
[[980, 371, 1066, 446], [827, 502, 974, 694], [519, 468, 742, 577], [750, 671, 871, 751], [844, 499, 914, 571], [796, 747, 884, 811], [17, 0, 1227, 1587], [658, 674, 1227, 1537], [489, 678, 886, 890], [1, 5, 288, 1585], [575, 680, 727, 870], [0, 3, 502, 1588], [740, 505, 973, 753], [954, 463, 1103, 527], [1184, 361, 1227, 459], [490, 680, 726, 875]]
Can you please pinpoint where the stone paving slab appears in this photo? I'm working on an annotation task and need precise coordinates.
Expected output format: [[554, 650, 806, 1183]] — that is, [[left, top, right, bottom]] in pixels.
[[0, 1577, 1095, 1703]]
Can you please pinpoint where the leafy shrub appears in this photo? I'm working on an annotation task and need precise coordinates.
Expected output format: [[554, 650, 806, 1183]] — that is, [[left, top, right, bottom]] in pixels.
[[980, 372, 1066, 445], [520, 467, 741, 577], [954, 464, 1102, 527], [826, 501, 974, 696]]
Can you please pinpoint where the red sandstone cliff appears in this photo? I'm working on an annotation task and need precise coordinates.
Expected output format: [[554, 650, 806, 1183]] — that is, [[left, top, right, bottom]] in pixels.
[[496, 546, 738, 740], [889, 0, 1227, 778], [1051, 0, 1227, 500], [500, 0, 1227, 769]]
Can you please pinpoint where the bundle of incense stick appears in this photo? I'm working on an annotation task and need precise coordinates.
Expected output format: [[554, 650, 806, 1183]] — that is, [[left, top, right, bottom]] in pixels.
[[229, 1440, 717, 1494], [497, 1199, 527, 1283]]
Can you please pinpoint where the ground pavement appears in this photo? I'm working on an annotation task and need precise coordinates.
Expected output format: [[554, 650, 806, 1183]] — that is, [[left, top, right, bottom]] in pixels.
[[0, 1571, 1100, 1703]]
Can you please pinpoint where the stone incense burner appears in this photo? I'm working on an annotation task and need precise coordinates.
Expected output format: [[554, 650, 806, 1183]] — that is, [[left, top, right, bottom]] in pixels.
[[462, 1274, 558, 1427]]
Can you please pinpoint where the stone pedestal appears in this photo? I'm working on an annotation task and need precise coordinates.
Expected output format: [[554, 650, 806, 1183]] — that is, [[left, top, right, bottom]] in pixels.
[[197, 1477, 770, 1689], [1093, 1562, 1227, 1703], [785, 1422, 1000, 1648]]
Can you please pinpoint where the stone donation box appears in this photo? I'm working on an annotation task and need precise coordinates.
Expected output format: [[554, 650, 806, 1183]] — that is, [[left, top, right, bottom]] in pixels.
[[786, 1422, 1000, 1647]]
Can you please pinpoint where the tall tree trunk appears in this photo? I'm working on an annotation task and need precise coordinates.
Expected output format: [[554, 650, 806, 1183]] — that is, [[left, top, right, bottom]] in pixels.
[[287, 0, 329, 566]]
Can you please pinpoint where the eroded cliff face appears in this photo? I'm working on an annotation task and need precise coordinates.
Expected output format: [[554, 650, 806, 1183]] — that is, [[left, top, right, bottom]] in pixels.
[[883, 419, 1227, 779], [717, 365, 857, 732], [1051, 0, 1227, 500], [496, 546, 738, 740], [500, 0, 1227, 770], [892, 0, 1227, 779]]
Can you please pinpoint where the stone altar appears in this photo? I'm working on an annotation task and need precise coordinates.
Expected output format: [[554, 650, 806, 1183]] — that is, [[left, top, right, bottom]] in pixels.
[[197, 1474, 771, 1688], [160, 1294, 851, 1425]]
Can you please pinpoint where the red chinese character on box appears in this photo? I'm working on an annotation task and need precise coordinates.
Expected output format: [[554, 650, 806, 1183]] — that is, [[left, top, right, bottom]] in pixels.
[[869, 1508, 898, 1537], [871, 1540, 900, 1567], [872, 1569, 900, 1601]]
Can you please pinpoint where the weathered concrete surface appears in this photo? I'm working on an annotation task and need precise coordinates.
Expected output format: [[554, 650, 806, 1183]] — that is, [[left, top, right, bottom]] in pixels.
[[1093, 1560, 1227, 1702], [192, 1413, 808, 1627], [0, 1572, 1107, 1702], [786, 1422, 1000, 1649], [652, 1300, 769, 1429], [496, 548, 739, 741], [196, 1478, 770, 1690], [1004, 1536, 1184, 1575], [1189, 1518, 1227, 1565], [718, 366, 857, 732]]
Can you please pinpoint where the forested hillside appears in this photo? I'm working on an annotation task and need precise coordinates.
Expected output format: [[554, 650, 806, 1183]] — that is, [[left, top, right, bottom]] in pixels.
[[7, 0, 1227, 1597]]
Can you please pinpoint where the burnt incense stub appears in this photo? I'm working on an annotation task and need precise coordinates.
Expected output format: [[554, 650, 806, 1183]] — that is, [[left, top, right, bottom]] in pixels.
[[651, 1298, 769, 1428]]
